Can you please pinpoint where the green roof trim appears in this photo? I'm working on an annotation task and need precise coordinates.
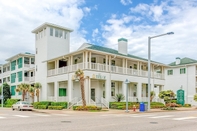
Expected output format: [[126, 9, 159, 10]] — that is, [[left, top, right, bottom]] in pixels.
[[169, 57, 197, 66], [87, 44, 163, 64], [118, 38, 128, 42]]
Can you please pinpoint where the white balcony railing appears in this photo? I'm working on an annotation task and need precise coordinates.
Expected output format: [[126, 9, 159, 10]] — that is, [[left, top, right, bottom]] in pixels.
[[47, 62, 164, 80]]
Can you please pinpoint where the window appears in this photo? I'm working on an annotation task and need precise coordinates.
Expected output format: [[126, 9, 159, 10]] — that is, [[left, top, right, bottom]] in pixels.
[[180, 68, 186, 74], [111, 82, 115, 87], [11, 73, 16, 83], [31, 58, 35, 64], [50, 27, 53, 36], [167, 70, 173, 75], [64, 31, 67, 39], [17, 58, 23, 68], [3, 67, 6, 72], [134, 64, 137, 69], [7, 77, 10, 82], [74, 59, 78, 64], [55, 29, 58, 37], [31, 72, 33, 77], [59, 30, 63, 38], [111, 60, 115, 66], [91, 57, 96, 63], [17, 71, 23, 82], [11, 86, 16, 96], [129, 65, 132, 69], [11, 60, 16, 71], [24, 57, 29, 64], [59, 88, 67, 96]]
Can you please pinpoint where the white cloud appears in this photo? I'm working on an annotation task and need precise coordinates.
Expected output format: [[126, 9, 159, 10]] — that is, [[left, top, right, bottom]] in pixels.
[[0, 0, 88, 63], [102, 0, 197, 64], [120, 0, 132, 6]]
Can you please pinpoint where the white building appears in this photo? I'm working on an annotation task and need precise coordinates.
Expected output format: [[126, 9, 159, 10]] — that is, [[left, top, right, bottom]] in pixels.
[[0, 53, 35, 101], [1, 22, 196, 107], [165, 57, 197, 106]]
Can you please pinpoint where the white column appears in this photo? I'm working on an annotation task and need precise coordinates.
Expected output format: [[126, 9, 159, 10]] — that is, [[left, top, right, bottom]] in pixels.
[[88, 77, 91, 104], [68, 74, 73, 102], [109, 56, 111, 72], [84, 78, 89, 104], [105, 78, 111, 102], [122, 81, 127, 102], [70, 56, 73, 71], [125, 59, 127, 74], [137, 82, 142, 102], [54, 81, 58, 102], [83, 52, 85, 69], [123, 59, 125, 74], [89, 52, 91, 69], [105, 55, 108, 72], [85, 51, 88, 69], [138, 62, 141, 76]]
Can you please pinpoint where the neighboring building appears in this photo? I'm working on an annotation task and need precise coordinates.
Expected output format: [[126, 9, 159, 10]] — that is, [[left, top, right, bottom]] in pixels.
[[0, 53, 35, 101], [165, 57, 197, 106], [1, 22, 196, 107]]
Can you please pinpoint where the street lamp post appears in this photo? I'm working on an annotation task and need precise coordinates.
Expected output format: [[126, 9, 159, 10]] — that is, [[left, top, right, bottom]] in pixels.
[[125, 79, 130, 113], [1, 82, 3, 108], [148, 32, 174, 111]]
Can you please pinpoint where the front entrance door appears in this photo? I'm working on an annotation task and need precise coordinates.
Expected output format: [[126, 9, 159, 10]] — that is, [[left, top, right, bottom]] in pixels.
[[91, 88, 95, 101]]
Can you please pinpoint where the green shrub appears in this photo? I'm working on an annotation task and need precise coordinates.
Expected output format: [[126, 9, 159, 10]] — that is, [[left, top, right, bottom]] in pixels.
[[48, 106, 64, 110], [51, 102, 67, 108], [33, 102, 40, 109], [33, 101, 52, 109], [5, 99, 20, 106], [183, 104, 191, 107], [37, 105, 47, 109], [73, 106, 101, 111]]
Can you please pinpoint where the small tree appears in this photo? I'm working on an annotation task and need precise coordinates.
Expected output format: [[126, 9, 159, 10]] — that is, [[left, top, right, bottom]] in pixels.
[[150, 91, 155, 102], [194, 94, 197, 101], [29, 86, 35, 103], [16, 83, 30, 101], [113, 94, 125, 102], [159, 90, 176, 104], [34, 82, 42, 102], [75, 69, 86, 107], [0, 83, 11, 103]]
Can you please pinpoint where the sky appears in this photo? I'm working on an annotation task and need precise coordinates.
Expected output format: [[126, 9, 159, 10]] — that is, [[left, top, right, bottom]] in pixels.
[[0, 0, 197, 64]]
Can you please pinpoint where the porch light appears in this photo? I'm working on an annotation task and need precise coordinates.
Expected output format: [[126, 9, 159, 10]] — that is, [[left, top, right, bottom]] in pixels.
[[125, 79, 130, 113], [148, 32, 174, 111]]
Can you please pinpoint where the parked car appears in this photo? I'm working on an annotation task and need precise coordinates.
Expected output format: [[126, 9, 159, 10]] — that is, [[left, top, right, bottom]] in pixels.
[[12, 101, 33, 111]]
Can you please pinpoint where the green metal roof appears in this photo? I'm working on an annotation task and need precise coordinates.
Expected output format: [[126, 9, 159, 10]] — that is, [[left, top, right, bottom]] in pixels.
[[118, 38, 128, 42], [169, 57, 197, 66], [87, 44, 163, 64]]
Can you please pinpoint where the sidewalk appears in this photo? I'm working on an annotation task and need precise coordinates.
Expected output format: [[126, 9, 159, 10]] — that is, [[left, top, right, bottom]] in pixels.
[[32, 107, 197, 114]]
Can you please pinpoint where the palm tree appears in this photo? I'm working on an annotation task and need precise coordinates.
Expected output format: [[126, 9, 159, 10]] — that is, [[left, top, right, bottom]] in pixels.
[[34, 82, 42, 102], [16, 83, 30, 101], [29, 86, 35, 103], [150, 91, 155, 102], [75, 69, 86, 107]]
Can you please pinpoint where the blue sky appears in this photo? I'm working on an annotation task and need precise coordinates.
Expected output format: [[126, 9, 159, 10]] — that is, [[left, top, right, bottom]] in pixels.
[[0, 0, 197, 64]]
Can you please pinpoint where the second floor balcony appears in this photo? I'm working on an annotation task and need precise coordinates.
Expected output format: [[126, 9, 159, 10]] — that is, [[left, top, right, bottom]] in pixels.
[[47, 62, 164, 79]]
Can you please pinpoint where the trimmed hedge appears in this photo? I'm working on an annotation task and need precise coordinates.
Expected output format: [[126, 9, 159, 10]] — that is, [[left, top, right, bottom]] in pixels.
[[33, 101, 67, 110], [37, 105, 47, 109], [51, 102, 67, 108], [110, 102, 165, 110], [48, 106, 64, 110], [73, 106, 102, 111]]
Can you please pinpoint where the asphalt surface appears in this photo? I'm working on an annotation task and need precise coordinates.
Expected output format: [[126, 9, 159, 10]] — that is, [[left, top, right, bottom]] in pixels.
[[1, 108, 197, 131]]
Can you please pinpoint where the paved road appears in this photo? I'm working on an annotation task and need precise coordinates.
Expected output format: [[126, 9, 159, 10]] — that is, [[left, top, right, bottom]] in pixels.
[[1, 109, 197, 131]]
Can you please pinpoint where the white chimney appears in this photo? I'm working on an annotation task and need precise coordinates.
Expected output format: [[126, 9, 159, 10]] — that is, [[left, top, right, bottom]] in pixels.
[[176, 57, 181, 65], [118, 38, 128, 55]]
